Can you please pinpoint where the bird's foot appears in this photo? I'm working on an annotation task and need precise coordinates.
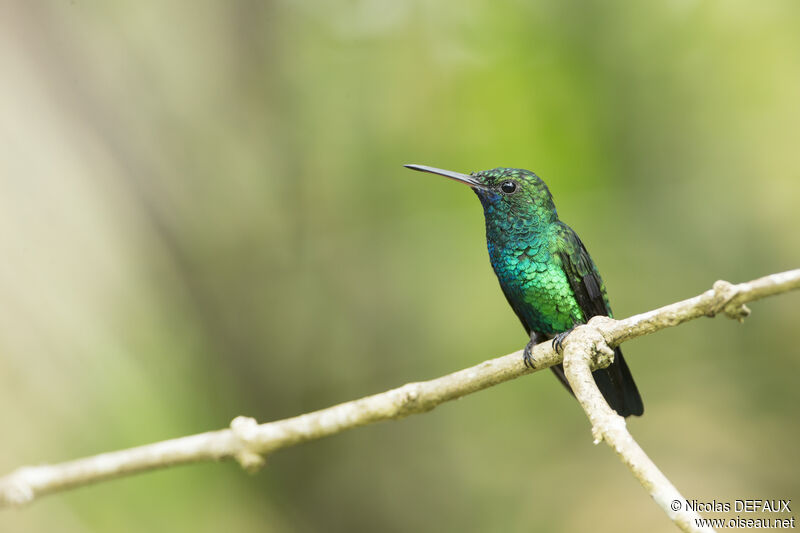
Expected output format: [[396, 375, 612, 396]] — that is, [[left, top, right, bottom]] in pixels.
[[522, 332, 543, 369], [523, 339, 536, 369], [552, 328, 576, 354]]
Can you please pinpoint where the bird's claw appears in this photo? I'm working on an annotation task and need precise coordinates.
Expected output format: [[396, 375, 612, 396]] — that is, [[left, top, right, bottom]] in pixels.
[[523, 339, 536, 369], [552, 328, 575, 354]]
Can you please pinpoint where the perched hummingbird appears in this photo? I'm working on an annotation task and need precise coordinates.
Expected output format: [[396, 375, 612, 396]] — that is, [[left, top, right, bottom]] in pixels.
[[405, 164, 643, 417]]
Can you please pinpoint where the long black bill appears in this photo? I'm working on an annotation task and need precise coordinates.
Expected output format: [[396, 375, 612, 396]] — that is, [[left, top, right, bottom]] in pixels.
[[404, 164, 486, 190]]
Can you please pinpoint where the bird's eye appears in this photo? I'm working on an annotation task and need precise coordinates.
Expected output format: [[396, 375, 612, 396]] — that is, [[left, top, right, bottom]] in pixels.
[[500, 181, 517, 194]]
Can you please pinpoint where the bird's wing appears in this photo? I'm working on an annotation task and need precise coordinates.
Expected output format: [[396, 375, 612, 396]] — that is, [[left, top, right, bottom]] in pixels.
[[553, 222, 612, 320], [552, 222, 644, 417]]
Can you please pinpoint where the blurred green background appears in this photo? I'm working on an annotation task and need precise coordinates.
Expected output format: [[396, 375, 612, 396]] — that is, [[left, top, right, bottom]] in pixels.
[[1, 1, 798, 532]]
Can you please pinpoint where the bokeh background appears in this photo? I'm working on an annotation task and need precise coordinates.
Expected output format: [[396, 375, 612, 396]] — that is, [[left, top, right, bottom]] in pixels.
[[1, 1, 798, 532]]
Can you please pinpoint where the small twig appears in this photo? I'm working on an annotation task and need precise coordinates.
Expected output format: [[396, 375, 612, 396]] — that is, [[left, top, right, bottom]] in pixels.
[[602, 270, 800, 346], [0, 269, 798, 514], [562, 325, 715, 533]]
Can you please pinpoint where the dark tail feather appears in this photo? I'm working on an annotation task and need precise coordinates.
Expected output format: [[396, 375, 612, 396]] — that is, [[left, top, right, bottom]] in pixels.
[[549, 347, 643, 417]]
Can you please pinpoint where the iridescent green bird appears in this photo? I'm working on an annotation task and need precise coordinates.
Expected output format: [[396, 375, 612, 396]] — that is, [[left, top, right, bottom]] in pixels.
[[405, 164, 643, 417]]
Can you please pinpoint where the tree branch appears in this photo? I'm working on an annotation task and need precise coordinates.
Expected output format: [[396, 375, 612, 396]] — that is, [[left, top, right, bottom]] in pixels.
[[1, 269, 798, 526], [562, 323, 714, 533]]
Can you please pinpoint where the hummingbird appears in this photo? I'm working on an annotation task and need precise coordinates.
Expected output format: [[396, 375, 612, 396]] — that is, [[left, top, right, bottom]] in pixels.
[[404, 164, 643, 417]]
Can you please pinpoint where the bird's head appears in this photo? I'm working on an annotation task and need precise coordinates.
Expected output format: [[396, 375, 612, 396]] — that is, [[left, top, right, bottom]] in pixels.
[[404, 164, 557, 223]]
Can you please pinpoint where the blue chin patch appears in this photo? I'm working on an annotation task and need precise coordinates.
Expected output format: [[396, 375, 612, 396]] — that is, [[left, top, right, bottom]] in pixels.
[[475, 189, 501, 207]]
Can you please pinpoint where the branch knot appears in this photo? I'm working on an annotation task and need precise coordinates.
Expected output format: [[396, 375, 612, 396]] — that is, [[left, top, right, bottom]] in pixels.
[[391, 383, 430, 416], [711, 280, 751, 322], [230, 416, 266, 473], [567, 322, 616, 371]]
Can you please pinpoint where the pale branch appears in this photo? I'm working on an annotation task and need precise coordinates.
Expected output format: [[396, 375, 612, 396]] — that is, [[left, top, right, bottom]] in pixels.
[[0, 269, 798, 514], [562, 324, 714, 533]]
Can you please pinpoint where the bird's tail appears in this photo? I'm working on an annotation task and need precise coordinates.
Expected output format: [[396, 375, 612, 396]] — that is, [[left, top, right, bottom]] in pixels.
[[550, 347, 643, 417]]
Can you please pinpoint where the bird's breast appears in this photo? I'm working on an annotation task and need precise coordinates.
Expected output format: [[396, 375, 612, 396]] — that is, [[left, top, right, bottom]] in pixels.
[[488, 239, 583, 334]]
